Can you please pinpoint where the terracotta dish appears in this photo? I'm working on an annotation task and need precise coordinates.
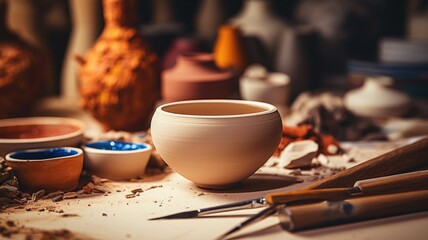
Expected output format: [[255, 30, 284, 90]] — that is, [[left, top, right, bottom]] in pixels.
[[0, 117, 85, 157], [83, 140, 152, 180], [5, 147, 83, 193], [150, 99, 282, 189]]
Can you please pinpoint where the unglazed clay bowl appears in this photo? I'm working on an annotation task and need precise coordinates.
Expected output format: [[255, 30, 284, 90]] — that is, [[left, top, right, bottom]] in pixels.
[[5, 147, 83, 193], [83, 140, 152, 180], [150, 99, 282, 189], [0, 117, 85, 157]]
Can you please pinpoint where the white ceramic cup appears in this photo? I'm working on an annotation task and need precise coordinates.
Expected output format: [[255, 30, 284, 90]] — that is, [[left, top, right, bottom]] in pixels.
[[240, 73, 290, 104], [239, 72, 290, 117], [83, 141, 152, 180], [150, 99, 282, 189]]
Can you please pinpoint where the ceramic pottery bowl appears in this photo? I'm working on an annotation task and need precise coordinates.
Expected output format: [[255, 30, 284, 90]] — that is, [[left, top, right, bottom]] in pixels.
[[344, 77, 411, 118], [151, 99, 282, 189], [0, 117, 85, 157], [5, 147, 83, 193], [83, 140, 152, 180]]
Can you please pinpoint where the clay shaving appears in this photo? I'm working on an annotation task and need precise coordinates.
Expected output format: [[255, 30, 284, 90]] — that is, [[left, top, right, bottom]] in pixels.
[[0, 158, 22, 208]]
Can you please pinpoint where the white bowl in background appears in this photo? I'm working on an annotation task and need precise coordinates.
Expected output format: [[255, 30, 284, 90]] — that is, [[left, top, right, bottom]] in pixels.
[[344, 76, 411, 118], [240, 72, 291, 105], [83, 140, 152, 180]]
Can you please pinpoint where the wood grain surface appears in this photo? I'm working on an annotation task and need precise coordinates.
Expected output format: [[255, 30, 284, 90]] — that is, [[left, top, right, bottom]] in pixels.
[[304, 137, 428, 189]]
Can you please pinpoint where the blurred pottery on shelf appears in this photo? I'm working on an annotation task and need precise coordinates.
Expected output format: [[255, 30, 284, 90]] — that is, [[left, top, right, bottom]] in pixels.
[[5, 147, 83, 193], [346, 60, 428, 97], [162, 53, 232, 103], [344, 76, 411, 118], [229, 0, 286, 64], [162, 37, 203, 70], [150, 99, 282, 189], [213, 24, 248, 73], [195, 0, 225, 43], [77, 0, 160, 132], [239, 64, 291, 117], [152, 0, 175, 24], [0, 1, 50, 119], [275, 25, 317, 98], [379, 38, 428, 64], [61, 0, 102, 101], [6, 0, 48, 51]]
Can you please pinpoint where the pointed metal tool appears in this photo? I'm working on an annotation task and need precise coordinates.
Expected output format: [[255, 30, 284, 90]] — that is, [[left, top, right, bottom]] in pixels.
[[149, 170, 428, 221], [149, 198, 266, 220], [216, 205, 277, 240]]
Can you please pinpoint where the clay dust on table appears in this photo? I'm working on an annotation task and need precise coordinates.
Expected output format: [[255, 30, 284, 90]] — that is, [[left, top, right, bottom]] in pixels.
[[0, 218, 92, 240]]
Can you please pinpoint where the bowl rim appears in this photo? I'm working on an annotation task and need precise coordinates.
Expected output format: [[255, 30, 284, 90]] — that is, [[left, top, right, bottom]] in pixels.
[[5, 147, 83, 162], [156, 99, 278, 119], [83, 141, 152, 154], [0, 117, 85, 144]]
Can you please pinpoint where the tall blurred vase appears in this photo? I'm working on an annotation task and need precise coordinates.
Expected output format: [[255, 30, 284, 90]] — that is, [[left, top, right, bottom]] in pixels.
[[152, 0, 175, 24], [7, 0, 47, 52], [61, 0, 102, 101], [195, 0, 225, 45], [7, 0, 54, 95], [275, 26, 317, 98], [0, 1, 49, 118], [229, 0, 286, 67]]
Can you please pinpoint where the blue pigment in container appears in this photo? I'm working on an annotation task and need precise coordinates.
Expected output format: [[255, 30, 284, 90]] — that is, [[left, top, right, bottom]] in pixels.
[[85, 140, 147, 151], [10, 148, 79, 160]]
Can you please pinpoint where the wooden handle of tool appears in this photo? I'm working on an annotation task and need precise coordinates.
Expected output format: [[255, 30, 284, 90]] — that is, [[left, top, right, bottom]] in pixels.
[[304, 137, 428, 190], [355, 169, 428, 195], [265, 188, 350, 205], [267, 169, 428, 205], [279, 190, 428, 231]]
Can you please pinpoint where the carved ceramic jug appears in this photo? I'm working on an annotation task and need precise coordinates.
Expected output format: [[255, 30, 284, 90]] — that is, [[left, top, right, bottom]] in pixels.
[[77, 0, 160, 131]]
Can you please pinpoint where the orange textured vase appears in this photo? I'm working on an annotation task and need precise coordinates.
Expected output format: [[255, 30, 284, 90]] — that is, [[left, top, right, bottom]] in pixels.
[[0, 1, 48, 118], [77, 0, 160, 132], [213, 24, 248, 73]]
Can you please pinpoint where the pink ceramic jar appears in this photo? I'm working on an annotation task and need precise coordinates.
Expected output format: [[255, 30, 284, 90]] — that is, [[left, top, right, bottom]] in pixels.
[[161, 53, 232, 103]]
